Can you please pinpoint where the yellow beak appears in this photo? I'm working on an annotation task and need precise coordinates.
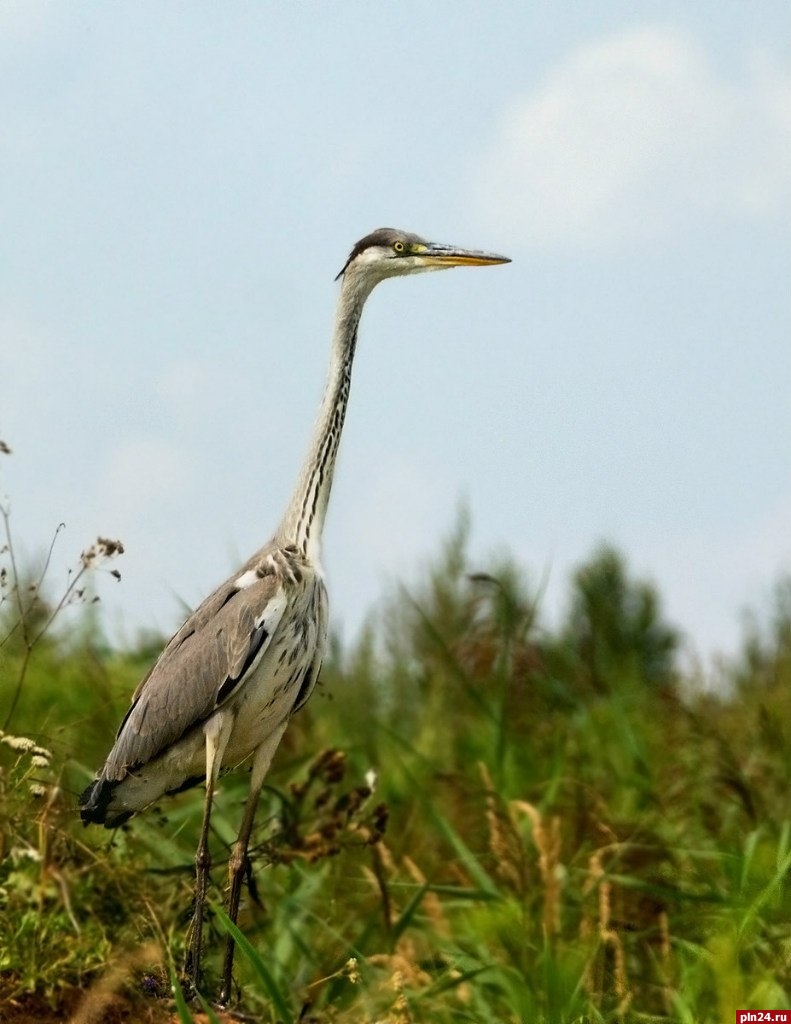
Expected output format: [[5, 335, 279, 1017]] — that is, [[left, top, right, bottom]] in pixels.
[[419, 242, 511, 268]]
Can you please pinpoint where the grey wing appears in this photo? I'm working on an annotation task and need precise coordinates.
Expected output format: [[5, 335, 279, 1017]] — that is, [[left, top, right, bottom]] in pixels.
[[102, 562, 288, 781]]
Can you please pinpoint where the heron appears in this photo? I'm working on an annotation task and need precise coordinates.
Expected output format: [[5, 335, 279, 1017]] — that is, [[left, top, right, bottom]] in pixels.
[[79, 227, 510, 1003]]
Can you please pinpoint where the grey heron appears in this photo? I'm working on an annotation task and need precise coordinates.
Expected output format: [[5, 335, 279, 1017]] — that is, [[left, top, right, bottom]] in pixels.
[[80, 227, 510, 1003]]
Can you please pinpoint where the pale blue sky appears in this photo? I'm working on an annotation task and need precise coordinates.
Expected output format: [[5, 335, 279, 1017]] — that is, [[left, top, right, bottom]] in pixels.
[[2, 2, 789, 664]]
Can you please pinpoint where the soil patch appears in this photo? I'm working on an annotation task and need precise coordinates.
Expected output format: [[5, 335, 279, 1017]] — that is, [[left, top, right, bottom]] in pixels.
[[0, 986, 241, 1024]]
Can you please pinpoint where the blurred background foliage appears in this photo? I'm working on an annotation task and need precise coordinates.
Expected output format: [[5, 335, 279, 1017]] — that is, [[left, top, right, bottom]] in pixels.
[[1, 496, 790, 1023]]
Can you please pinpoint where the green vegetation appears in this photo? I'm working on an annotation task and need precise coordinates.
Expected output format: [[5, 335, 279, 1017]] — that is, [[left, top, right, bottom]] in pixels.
[[1, 490, 789, 1023]]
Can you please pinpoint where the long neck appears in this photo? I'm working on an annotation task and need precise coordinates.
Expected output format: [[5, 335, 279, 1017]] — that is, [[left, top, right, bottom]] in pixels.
[[276, 272, 373, 562]]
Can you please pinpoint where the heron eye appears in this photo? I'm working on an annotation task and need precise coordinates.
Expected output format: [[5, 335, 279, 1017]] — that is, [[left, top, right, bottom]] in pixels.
[[393, 240, 405, 253]]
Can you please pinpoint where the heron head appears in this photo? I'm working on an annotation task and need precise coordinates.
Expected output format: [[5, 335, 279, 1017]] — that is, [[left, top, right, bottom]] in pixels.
[[336, 228, 510, 283]]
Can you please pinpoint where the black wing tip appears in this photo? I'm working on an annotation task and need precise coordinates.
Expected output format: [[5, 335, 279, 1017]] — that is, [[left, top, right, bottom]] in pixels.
[[79, 778, 133, 829]]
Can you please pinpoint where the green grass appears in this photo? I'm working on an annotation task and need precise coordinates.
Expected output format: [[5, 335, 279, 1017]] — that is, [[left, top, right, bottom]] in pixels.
[[1, 515, 790, 1022]]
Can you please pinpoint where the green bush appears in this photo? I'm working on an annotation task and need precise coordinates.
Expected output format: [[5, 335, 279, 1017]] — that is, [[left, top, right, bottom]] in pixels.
[[1, 493, 789, 1022]]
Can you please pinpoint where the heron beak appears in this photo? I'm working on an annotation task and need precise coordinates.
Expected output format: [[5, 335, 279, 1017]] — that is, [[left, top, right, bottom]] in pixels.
[[418, 243, 511, 268]]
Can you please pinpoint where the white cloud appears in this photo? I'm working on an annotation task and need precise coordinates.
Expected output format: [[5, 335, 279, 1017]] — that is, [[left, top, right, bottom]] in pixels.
[[0, 309, 49, 411], [338, 456, 447, 570], [155, 357, 220, 427], [98, 439, 195, 524], [629, 489, 791, 662], [473, 26, 791, 248], [0, 1, 63, 45], [323, 454, 453, 636]]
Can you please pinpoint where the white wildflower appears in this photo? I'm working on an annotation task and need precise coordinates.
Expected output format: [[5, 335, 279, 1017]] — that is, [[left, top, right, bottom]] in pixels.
[[10, 845, 41, 863], [365, 768, 377, 792], [2, 734, 35, 752], [31, 755, 50, 768]]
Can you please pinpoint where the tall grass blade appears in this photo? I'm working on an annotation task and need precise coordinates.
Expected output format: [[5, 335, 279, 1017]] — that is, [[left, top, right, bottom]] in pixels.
[[391, 882, 429, 942], [215, 905, 294, 1022], [738, 839, 791, 939], [169, 966, 196, 1024]]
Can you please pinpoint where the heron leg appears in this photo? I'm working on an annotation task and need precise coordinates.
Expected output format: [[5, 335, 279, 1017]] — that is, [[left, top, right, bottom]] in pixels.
[[186, 713, 234, 993], [218, 721, 287, 1006]]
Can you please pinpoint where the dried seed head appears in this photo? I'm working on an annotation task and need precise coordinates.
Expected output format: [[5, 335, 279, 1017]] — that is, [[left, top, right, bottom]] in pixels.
[[81, 536, 125, 567], [97, 537, 125, 558]]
